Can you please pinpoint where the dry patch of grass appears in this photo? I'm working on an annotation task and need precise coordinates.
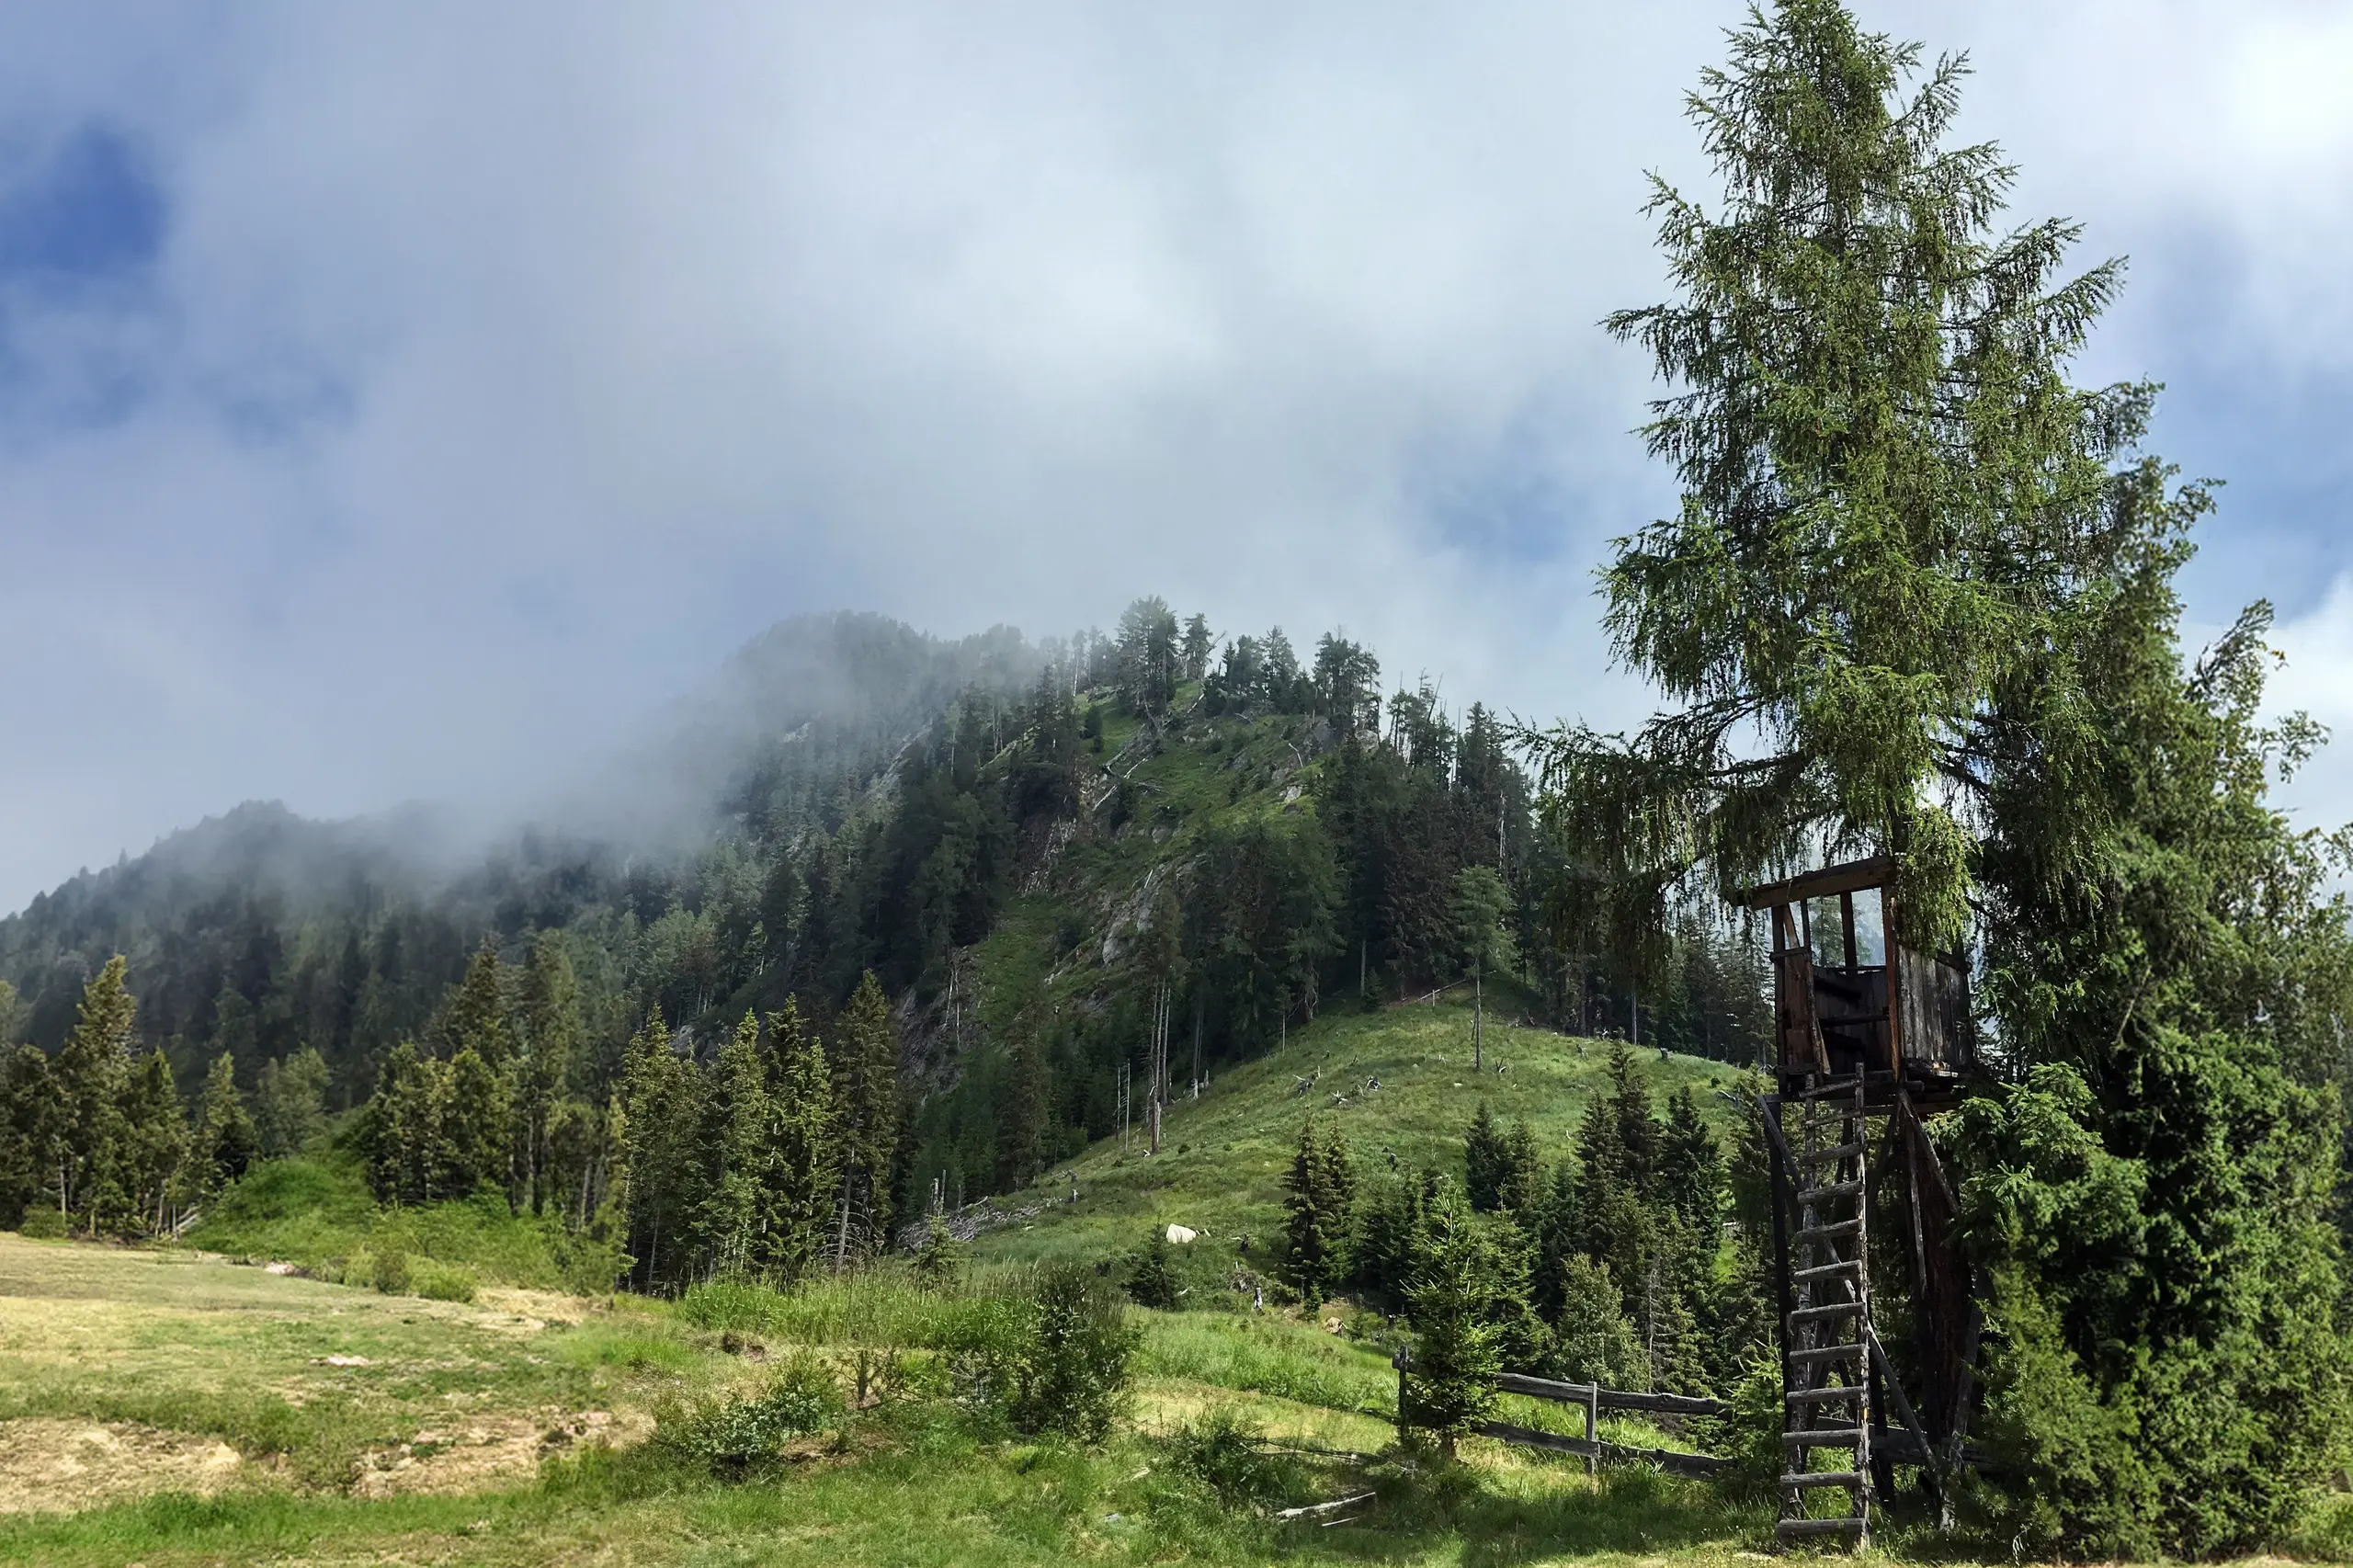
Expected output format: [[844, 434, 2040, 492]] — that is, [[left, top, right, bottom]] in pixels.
[[0, 1419, 244, 1515], [0, 1233, 703, 1510]]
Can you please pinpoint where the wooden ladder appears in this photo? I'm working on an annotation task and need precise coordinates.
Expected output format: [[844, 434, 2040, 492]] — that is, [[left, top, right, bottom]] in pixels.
[[1777, 1078, 1872, 1549]]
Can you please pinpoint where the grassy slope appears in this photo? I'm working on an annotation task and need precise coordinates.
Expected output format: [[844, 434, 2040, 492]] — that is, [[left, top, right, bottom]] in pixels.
[[968, 989, 1746, 1278]]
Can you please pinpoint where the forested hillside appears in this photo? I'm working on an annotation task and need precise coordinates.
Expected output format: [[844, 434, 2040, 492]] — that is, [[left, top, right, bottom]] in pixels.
[[0, 601, 1774, 1248]]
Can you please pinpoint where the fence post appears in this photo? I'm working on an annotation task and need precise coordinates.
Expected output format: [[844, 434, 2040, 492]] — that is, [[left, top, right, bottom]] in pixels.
[[1585, 1383, 1599, 1478], [1394, 1346, 1409, 1445]]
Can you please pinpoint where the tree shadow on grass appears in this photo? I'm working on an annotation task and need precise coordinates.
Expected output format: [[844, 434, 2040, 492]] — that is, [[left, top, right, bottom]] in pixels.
[[1286, 1460, 1768, 1565]]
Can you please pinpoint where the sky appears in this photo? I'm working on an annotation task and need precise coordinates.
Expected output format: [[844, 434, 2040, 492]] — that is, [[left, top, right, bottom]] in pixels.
[[4, 1, 2353, 912]]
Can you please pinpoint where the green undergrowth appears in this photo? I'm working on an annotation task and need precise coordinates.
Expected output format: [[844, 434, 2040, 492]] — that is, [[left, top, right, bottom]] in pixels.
[[184, 1146, 621, 1295], [0, 1395, 1769, 1568]]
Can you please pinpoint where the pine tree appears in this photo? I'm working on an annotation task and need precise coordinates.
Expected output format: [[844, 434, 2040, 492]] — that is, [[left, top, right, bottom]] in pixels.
[[193, 1052, 258, 1200], [829, 972, 899, 1265], [1403, 1181, 1505, 1458], [53, 957, 135, 1233], [117, 1051, 188, 1234]]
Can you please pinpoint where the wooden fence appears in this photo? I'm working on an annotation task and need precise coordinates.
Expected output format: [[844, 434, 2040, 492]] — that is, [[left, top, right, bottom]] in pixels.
[[1392, 1354, 1733, 1479]]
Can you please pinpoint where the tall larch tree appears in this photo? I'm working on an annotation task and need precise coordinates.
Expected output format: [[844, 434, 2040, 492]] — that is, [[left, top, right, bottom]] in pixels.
[[1537, 0, 2353, 1551]]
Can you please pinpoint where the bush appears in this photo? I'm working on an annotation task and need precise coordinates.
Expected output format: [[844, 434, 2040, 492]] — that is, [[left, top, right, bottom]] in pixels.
[[413, 1261, 479, 1302], [1170, 1410, 1302, 1511], [1128, 1229, 1179, 1310], [1010, 1266, 1139, 1442], [370, 1246, 413, 1295], [655, 1354, 845, 1478], [17, 1206, 66, 1240]]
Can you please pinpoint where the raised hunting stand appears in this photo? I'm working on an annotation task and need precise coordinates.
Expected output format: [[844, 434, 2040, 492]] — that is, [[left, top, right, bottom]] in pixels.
[[1740, 856, 1982, 1549]]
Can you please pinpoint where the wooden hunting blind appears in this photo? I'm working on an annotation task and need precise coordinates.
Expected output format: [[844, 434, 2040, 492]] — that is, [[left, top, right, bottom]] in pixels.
[[1739, 856, 1984, 1548]]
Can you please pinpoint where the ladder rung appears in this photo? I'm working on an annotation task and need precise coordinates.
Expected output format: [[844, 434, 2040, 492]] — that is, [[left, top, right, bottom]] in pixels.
[[1791, 1259, 1862, 1285], [1799, 1180, 1863, 1203], [1785, 1385, 1862, 1406], [1779, 1517, 1868, 1539], [1797, 1141, 1864, 1165], [1786, 1427, 1866, 1449], [1790, 1344, 1863, 1365], [1782, 1470, 1864, 1490], [1796, 1219, 1863, 1242], [1788, 1302, 1864, 1327]]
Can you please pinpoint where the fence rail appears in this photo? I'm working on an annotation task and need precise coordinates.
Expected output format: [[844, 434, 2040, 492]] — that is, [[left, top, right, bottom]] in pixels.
[[1392, 1351, 1729, 1475]]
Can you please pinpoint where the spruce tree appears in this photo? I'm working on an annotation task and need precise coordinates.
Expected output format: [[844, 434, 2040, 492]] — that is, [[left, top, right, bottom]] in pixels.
[[441, 1047, 511, 1198], [1402, 1181, 1505, 1458], [53, 957, 135, 1233], [254, 1047, 329, 1159], [1462, 1102, 1508, 1211], [516, 930, 584, 1214], [1495, 1118, 1545, 1226], [439, 936, 515, 1068], [620, 1013, 694, 1286], [697, 1012, 772, 1274], [367, 1040, 444, 1203], [1552, 1254, 1646, 1391], [1127, 1225, 1179, 1310], [0, 1043, 58, 1228], [117, 1051, 188, 1234], [765, 1000, 837, 1281], [1654, 1086, 1722, 1232], [193, 1052, 257, 1200], [829, 972, 899, 1263], [1279, 1115, 1354, 1302]]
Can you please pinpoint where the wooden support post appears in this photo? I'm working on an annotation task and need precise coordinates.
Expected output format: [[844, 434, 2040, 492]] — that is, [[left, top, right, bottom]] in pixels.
[[1585, 1381, 1599, 1477]]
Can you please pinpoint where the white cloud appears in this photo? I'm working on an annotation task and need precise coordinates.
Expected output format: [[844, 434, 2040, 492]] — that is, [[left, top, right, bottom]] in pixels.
[[1, 1, 2352, 907]]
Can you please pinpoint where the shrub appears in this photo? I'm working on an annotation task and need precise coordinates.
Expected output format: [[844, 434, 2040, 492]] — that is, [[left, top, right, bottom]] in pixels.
[[655, 1354, 844, 1478], [914, 1215, 964, 1287], [413, 1261, 479, 1302], [1127, 1228, 1178, 1310], [1010, 1266, 1139, 1442], [17, 1206, 66, 1240], [1170, 1411, 1302, 1511], [369, 1246, 412, 1295]]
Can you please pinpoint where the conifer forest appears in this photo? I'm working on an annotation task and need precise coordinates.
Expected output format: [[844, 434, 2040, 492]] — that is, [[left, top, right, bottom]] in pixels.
[[4, 4, 2352, 1565]]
